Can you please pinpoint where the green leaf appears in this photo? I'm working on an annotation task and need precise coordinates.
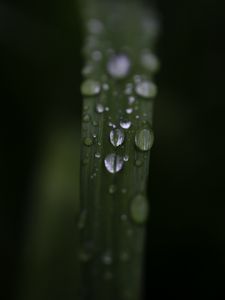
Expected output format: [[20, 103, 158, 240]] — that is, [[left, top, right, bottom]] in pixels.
[[78, 1, 160, 299]]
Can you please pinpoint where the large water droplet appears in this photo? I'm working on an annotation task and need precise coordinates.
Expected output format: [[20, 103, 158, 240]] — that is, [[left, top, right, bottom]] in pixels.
[[141, 51, 160, 72], [135, 80, 157, 99], [120, 120, 131, 129], [130, 194, 149, 224], [135, 128, 154, 151], [107, 54, 131, 79], [104, 153, 124, 174], [110, 129, 125, 147], [81, 79, 101, 96]]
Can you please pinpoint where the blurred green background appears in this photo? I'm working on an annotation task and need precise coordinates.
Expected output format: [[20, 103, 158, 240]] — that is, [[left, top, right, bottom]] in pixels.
[[0, 0, 225, 298]]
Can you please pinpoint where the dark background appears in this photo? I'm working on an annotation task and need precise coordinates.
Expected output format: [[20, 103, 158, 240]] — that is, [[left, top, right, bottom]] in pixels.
[[0, 0, 225, 298]]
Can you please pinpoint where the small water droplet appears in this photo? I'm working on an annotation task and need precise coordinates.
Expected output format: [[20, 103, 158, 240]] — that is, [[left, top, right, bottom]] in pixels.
[[120, 120, 131, 129], [128, 96, 135, 105], [107, 54, 131, 79], [93, 133, 97, 138], [82, 64, 93, 76], [83, 114, 91, 123], [126, 108, 133, 114], [92, 50, 102, 61], [109, 184, 116, 194], [87, 19, 104, 34], [123, 155, 129, 162], [105, 106, 110, 112], [135, 80, 157, 99], [102, 83, 109, 91], [121, 188, 127, 194], [102, 252, 113, 265], [104, 153, 124, 174], [124, 83, 133, 95], [83, 137, 94, 147], [110, 129, 125, 147], [81, 79, 101, 96], [95, 152, 101, 159], [141, 51, 160, 72], [83, 105, 89, 111], [135, 159, 143, 167], [130, 194, 149, 224], [121, 214, 128, 221], [82, 158, 89, 165], [135, 128, 154, 151], [96, 103, 104, 113]]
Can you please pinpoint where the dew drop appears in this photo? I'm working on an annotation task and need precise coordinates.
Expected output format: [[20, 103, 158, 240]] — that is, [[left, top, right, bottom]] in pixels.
[[95, 152, 101, 159], [110, 128, 125, 147], [82, 64, 93, 76], [128, 96, 135, 105], [123, 155, 129, 162], [130, 194, 149, 224], [104, 153, 124, 174], [107, 54, 131, 79], [120, 120, 131, 129], [135, 128, 154, 151], [96, 103, 104, 113], [83, 114, 91, 123], [105, 106, 110, 112], [102, 252, 113, 265], [83, 105, 89, 111], [87, 19, 104, 34], [102, 83, 109, 91], [135, 159, 143, 167], [141, 51, 160, 72], [81, 79, 101, 96], [83, 137, 94, 147], [109, 184, 116, 194], [124, 83, 133, 95], [126, 108, 133, 114], [135, 80, 157, 99], [91, 50, 102, 61]]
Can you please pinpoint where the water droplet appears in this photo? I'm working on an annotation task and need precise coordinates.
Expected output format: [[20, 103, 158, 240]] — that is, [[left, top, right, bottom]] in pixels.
[[102, 252, 113, 265], [81, 79, 101, 96], [83, 137, 94, 147], [110, 129, 125, 147], [105, 106, 110, 112], [83, 105, 89, 111], [121, 188, 127, 194], [109, 184, 116, 194], [126, 108, 133, 114], [135, 159, 143, 167], [120, 120, 131, 129], [82, 158, 89, 165], [102, 83, 109, 91], [141, 51, 160, 72], [92, 50, 102, 61], [135, 80, 157, 99], [135, 128, 154, 151], [96, 103, 104, 113], [83, 114, 91, 123], [121, 214, 128, 221], [128, 96, 135, 105], [95, 152, 101, 159], [82, 64, 93, 76], [130, 194, 149, 224], [124, 83, 133, 95], [87, 19, 104, 34], [123, 155, 129, 162], [93, 133, 97, 138], [104, 153, 124, 174], [107, 54, 131, 79]]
